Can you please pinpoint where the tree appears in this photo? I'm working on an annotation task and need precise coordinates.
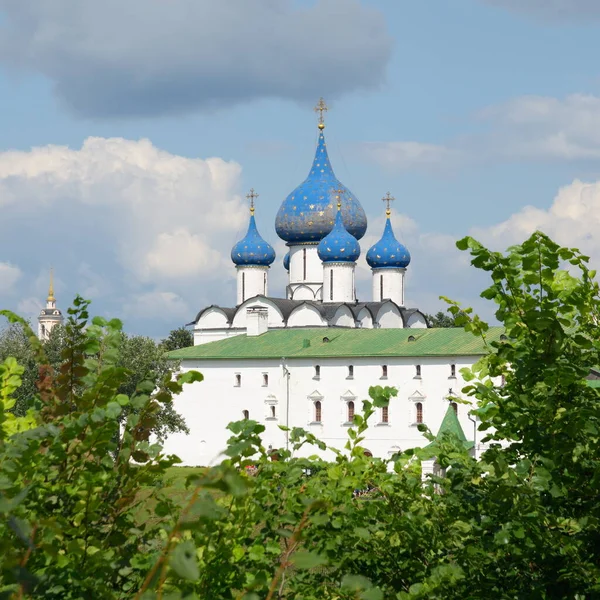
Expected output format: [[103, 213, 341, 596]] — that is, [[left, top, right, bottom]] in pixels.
[[160, 327, 193, 352], [2, 232, 600, 598], [0, 319, 188, 440], [426, 310, 460, 327]]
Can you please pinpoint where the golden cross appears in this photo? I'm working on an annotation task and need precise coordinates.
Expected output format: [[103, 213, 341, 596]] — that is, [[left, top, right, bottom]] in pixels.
[[314, 98, 328, 129], [246, 188, 259, 214], [382, 191, 395, 217], [332, 186, 345, 210]]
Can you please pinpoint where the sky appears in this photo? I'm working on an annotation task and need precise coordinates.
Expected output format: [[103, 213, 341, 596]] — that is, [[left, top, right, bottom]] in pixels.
[[2, 0, 600, 337]]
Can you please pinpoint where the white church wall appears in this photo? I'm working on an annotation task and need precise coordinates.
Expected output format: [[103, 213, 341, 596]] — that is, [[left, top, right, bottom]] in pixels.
[[406, 312, 428, 329], [357, 308, 374, 329], [287, 304, 327, 327], [331, 306, 355, 327], [375, 303, 403, 328], [231, 297, 285, 329], [164, 354, 482, 466], [198, 308, 229, 329], [193, 328, 244, 346]]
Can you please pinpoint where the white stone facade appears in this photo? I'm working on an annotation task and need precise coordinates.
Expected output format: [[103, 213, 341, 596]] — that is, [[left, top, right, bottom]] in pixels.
[[163, 354, 481, 467]]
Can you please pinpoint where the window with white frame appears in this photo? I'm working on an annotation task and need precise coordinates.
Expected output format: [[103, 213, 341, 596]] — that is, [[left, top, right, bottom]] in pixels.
[[381, 365, 388, 379], [347, 365, 354, 379], [450, 364, 456, 378], [314, 365, 321, 379], [347, 401, 355, 422], [314, 400, 322, 423], [234, 373, 241, 387], [262, 373, 269, 387], [308, 390, 324, 424], [415, 402, 423, 424], [381, 405, 389, 423]]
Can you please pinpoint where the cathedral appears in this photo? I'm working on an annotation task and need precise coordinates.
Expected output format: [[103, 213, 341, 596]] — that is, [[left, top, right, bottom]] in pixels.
[[38, 270, 63, 341], [164, 100, 500, 467]]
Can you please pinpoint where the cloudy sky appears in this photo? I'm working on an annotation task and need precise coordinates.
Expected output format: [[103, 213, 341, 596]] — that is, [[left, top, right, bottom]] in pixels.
[[2, 0, 600, 336]]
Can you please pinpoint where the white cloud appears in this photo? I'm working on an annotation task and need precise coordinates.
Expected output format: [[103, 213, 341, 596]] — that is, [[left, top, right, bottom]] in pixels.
[[0, 262, 21, 295], [0, 136, 248, 334], [364, 94, 600, 172], [472, 179, 600, 257], [0, 0, 391, 118], [142, 229, 225, 280]]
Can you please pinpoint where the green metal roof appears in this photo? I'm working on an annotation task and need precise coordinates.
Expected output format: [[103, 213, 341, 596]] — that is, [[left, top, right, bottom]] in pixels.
[[426, 405, 474, 451], [168, 327, 504, 361]]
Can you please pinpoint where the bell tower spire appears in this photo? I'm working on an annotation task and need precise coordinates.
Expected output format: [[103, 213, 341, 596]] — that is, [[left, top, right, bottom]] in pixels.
[[38, 268, 63, 340]]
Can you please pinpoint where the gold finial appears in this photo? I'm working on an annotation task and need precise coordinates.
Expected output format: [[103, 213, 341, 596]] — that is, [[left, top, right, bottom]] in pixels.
[[332, 186, 345, 211], [382, 191, 395, 218], [47, 268, 55, 303], [246, 188, 259, 215], [314, 97, 328, 130]]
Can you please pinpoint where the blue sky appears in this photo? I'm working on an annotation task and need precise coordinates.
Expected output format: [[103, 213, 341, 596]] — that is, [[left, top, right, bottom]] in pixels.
[[2, 0, 600, 336]]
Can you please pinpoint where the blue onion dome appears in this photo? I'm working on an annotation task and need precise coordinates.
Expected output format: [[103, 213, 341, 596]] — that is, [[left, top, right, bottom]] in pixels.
[[366, 216, 411, 269], [317, 207, 361, 263], [283, 251, 290, 271], [231, 211, 276, 266], [275, 126, 367, 243]]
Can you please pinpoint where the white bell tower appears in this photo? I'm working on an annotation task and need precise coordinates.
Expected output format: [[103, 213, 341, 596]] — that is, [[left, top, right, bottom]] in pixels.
[[38, 269, 64, 340]]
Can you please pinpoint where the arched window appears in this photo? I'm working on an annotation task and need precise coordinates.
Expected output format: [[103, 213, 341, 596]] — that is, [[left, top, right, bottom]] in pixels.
[[262, 373, 269, 387], [314, 400, 322, 423], [415, 402, 423, 424], [234, 373, 241, 387], [242, 409, 249, 420], [347, 365, 354, 379], [314, 365, 321, 379], [347, 401, 355, 421], [270, 405, 276, 418], [381, 365, 388, 378], [450, 364, 456, 378], [451, 402, 458, 415], [415, 364, 421, 378], [381, 406, 389, 423]]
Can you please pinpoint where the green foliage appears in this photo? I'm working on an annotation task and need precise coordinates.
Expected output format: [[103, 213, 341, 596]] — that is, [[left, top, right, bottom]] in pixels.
[[425, 310, 460, 328], [1, 231, 600, 598], [159, 327, 194, 352], [0, 319, 188, 441]]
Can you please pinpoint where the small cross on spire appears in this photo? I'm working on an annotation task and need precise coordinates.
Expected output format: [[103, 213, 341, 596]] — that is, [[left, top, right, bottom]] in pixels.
[[246, 188, 259, 214], [314, 98, 328, 130], [382, 191, 395, 217], [332, 186, 345, 210]]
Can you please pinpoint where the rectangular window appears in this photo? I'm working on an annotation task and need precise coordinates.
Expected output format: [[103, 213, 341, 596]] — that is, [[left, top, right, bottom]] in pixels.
[[314, 365, 321, 379], [347, 365, 354, 379], [381, 406, 389, 423], [450, 364, 456, 378], [234, 373, 241, 387], [303, 247, 307, 280], [381, 365, 388, 378], [262, 373, 269, 387], [380, 274, 383, 301], [270, 405, 276, 418], [263, 272, 267, 295], [242, 272, 245, 301], [243, 409, 249, 420], [415, 365, 421, 378], [330, 270, 334, 301]]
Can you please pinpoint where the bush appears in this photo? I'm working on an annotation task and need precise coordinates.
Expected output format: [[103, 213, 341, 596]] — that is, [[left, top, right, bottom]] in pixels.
[[1, 231, 600, 599]]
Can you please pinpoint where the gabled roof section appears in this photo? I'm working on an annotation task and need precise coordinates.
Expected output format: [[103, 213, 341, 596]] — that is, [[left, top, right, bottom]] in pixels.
[[426, 405, 473, 451], [168, 326, 504, 360]]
